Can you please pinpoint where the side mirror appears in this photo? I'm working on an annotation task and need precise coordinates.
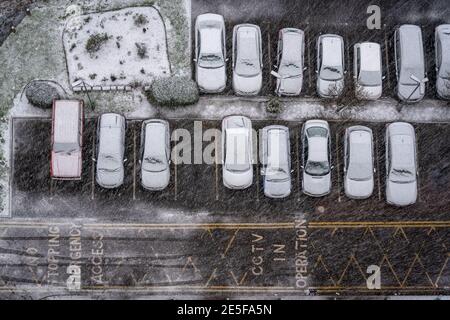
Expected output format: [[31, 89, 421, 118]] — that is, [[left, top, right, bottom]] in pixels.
[[193, 58, 197, 62], [303, 67, 307, 71], [270, 70, 281, 78], [315, 70, 318, 74], [300, 165, 304, 169], [260, 168, 265, 176], [124, 158, 128, 163], [331, 165, 335, 170], [382, 75, 386, 80], [92, 158, 96, 162], [225, 58, 229, 62]]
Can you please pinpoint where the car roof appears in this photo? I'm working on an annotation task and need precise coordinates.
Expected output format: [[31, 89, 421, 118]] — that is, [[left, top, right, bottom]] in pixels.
[[99, 115, 124, 155], [391, 135, 415, 167], [349, 130, 372, 163], [200, 27, 222, 54], [144, 122, 166, 155], [100, 113, 124, 128], [308, 137, 328, 162], [53, 100, 81, 144], [236, 25, 259, 59], [281, 30, 303, 61], [398, 25, 424, 68], [359, 42, 381, 71], [321, 35, 343, 66], [267, 128, 288, 163], [437, 25, 450, 66]]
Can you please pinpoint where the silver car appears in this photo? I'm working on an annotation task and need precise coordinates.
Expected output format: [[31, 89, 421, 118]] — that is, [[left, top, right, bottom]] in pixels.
[[344, 126, 374, 199], [301, 120, 332, 197], [232, 24, 263, 96], [95, 113, 126, 189], [353, 42, 383, 100], [260, 126, 291, 198], [194, 13, 227, 93], [316, 34, 345, 98], [435, 24, 450, 99], [272, 28, 305, 96], [222, 115, 254, 189], [394, 25, 428, 102], [140, 119, 171, 191], [386, 122, 418, 206]]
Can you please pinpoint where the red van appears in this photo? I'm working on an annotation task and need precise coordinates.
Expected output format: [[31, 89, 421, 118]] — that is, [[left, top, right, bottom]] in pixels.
[[50, 100, 84, 180]]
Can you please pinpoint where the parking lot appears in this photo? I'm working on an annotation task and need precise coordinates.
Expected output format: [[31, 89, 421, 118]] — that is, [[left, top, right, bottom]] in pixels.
[[192, 0, 449, 99], [10, 117, 450, 223]]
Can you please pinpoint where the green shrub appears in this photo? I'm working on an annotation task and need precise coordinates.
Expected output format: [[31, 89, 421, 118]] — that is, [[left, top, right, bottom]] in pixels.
[[266, 96, 282, 114], [146, 77, 199, 107], [85, 33, 109, 53], [133, 14, 149, 27]]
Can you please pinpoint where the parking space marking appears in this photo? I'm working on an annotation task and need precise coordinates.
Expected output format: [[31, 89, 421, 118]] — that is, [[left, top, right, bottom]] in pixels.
[[267, 23, 272, 89], [133, 123, 137, 201], [374, 133, 382, 201], [295, 130, 301, 200], [384, 26, 392, 91], [174, 131, 178, 201], [306, 25, 312, 90], [215, 132, 219, 201], [335, 132, 342, 202], [90, 128, 96, 200]]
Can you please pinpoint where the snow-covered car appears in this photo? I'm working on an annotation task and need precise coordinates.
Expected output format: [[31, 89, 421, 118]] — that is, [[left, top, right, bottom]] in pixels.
[[316, 34, 345, 98], [344, 126, 374, 199], [260, 125, 291, 198], [51, 100, 84, 180], [194, 13, 227, 93], [140, 119, 171, 191], [222, 115, 254, 189], [386, 122, 418, 207], [95, 113, 126, 189], [272, 28, 304, 96], [353, 42, 383, 100], [301, 120, 332, 197], [232, 24, 263, 96], [394, 25, 428, 102], [435, 24, 450, 99]]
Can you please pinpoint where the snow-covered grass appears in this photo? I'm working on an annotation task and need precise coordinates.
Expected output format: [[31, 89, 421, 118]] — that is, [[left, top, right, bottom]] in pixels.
[[64, 7, 171, 88]]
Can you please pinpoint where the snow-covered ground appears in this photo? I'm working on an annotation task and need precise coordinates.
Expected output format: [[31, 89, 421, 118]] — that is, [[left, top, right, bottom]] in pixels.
[[64, 7, 171, 88]]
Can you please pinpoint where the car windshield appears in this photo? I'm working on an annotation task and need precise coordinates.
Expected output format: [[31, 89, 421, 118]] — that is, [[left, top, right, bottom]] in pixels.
[[225, 133, 250, 172], [98, 154, 120, 173], [198, 53, 224, 68], [266, 166, 289, 182], [279, 61, 301, 77], [305, 160, 330, 176], [53, 142, 79, 154], [400, 67, 424, 85], [236, 58, 260, 77], [348, 162, 372, 181], [307, 127, 328, 137], [359, 70, 381, 86], [320, 65, 343, 81], [142, 155, 167, 173], [390, 167, 415, 183]]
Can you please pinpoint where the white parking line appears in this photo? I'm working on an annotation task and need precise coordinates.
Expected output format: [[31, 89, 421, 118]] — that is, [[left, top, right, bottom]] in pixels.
[[295, 130, 301, 200], [91, 128, 96, 200], [267, 26, 272, 89], [306, 27, 312, 91], [133, 123, 137, 201], [174, 131, 178, 201], [215, 134, 219, 201], [384, 27, 391, 90], [335, 132, 342, 203], [374, 134, 382, 201]]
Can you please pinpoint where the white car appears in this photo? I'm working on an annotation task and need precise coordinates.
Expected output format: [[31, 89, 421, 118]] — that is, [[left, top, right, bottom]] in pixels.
[[194, 13, 227, 93], [301, 120, 332, 197], [260, 126, 291, 198], [232, 24, 263, 96], [140, 119, 171, 191], [222, 116, 254, 189], [95, 113, 126, 189], [272, 28, 305, 96], [386, 122, 418, 206], [344, 126, 374, 199], [354, 42, 382, 100], [435, 24, 450, 99], [316, 34, 345, 98]]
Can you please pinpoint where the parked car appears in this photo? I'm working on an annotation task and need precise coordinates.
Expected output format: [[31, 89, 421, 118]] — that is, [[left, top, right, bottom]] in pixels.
[[222, 115, 254, 189], [95, 113, 126, 189], [394, 25, 428, 102], [435, 24, 450, 99], [316, 34, 345, 98], [353, 42, 383, 100], [344, 126, 374, 199], [260, 125, 291, 198], [232, 24, 263, 96], [386, 122, 418, 206], [51, 100, 83, 180], [140, 119, 171, 191], [272, 28, 305, 96], [301, 120, 332, 197], [194, 13, 227, 93]]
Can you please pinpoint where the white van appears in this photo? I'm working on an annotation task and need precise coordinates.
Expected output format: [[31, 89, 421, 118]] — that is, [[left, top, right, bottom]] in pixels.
[[51, 100, 84, 180]]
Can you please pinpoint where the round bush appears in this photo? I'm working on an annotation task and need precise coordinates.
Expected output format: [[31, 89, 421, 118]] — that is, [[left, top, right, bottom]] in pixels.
[[25, 81, 61, 109], [266, 96, 282, 114], [147, 77, 199, 107]]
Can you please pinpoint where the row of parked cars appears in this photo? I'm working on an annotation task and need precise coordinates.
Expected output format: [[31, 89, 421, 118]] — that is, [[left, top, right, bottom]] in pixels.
[[194, 13, 450, 101], [51, 100, 418, 207]]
